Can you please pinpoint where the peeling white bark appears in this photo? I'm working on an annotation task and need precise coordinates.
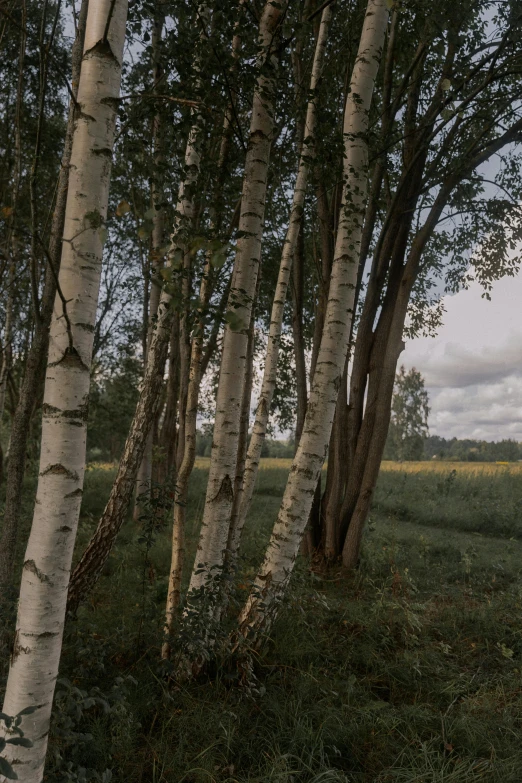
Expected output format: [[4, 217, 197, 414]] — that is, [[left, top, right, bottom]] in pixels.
[[237, 0, 389, 642], [228, 5, 333, 563], [185, 0, 285, 607], [0, 2, 128, 780]]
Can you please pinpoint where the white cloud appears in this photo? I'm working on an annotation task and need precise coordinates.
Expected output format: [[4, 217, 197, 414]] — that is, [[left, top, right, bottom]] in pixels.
[[402, 271, 522, 441]]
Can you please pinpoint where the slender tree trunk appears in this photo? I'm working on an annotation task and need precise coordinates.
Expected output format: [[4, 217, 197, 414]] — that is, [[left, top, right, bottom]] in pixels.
[[225, 273, 259, 570], [161, 0, 251, 654], [157, 315, 180, 484], [67, 4, 208, 614], [175, 293, 191, 472], [236, 0, 389, 645], [162, 229, 218, 658], [338, 173, 462, 569], [321, 353, 349, 560], [0, 6, 25, 465], [0, 263, 14, 428], [134, 7, 166, 518], [0, 4, 127, 780], [185, 0, 285, 609], [230, 5, 332, 554], [0, 1, 89, 595], [291, 228, 307, 447], [342, 331, 404, 568], [302, 177, 334, 556]]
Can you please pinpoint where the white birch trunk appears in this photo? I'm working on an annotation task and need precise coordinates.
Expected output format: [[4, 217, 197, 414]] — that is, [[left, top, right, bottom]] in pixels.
[[185, 0, 285, 605], [237, 0, 389, 643], [228, 5, 333, 563], [0, 3, 128, 780]]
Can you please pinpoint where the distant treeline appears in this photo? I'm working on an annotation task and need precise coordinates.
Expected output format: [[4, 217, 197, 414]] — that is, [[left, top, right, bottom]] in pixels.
[[422, 436, 522, 463], [196, 428, 295, 459], [195, 431, 522, 463]]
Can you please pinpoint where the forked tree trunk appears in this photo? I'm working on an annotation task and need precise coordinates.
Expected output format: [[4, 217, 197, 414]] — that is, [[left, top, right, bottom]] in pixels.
[[67, 4, 208, 615], [229, 5, 333, 558], [236, 0, 389, 645], [184, 0, 285, 609], [0, 0, 89, 594], [0, 3, 127, 780]]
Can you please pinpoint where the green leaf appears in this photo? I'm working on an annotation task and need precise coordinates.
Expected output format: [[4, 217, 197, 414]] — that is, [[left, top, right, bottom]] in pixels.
[[143, 207, 156, 220], [0, 756, 18, 780], [169, 249, 184, 269], [98, 226, 108, 246], [441, 108, 453, 121], [441, 78, 451, 91], [189, 236, 207, 254], [225, 311, 245, 332], [210, 252, 226, 270]]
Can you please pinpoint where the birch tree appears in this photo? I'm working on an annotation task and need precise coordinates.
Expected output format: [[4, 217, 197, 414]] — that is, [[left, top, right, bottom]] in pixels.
[[315, 2, 522, 568], [133, 5, 167, 520], [184, 0, 286, 612], [237, 0, 389, 644], [227, 4, 333, 564], [162, 0, 246, 657], [0, 0, 89, 594], [0, 2, 128, 779]]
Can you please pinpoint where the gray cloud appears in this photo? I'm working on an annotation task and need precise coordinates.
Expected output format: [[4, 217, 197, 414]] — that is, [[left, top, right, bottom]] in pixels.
[[427, 377, 522, 440], [419, 332, 522, 389]]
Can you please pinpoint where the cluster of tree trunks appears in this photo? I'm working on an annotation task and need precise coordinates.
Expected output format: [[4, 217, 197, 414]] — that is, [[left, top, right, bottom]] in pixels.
[[3, 0, 522, 779]]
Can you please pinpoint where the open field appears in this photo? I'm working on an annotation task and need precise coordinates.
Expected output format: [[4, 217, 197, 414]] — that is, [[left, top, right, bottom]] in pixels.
[[3, 460, 522, 782]]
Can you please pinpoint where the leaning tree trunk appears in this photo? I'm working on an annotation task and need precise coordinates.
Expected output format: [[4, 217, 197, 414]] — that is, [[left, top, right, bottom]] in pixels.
[[67, 4, 208, 615], [184, 0, 285, 612], [228, 4, 333, 561], [236, 0, 389, 646], [0, 3, 127, 781], [0, 0, 88, 595]]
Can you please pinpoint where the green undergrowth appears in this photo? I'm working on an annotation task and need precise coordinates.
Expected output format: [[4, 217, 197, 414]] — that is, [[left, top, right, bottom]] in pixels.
[[3, 462, 522, 781], [374, 465, 522, 539]]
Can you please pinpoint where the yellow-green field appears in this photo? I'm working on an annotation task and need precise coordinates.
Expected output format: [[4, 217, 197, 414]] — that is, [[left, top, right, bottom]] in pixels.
[[194, 455, 522, 476]]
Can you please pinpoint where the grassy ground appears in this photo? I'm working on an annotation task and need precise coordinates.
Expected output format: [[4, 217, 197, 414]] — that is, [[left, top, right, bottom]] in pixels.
[[3, 460, 522, 782]]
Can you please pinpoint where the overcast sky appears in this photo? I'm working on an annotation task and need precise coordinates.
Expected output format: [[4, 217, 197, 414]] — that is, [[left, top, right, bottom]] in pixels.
[[402, 270, 522, 442]]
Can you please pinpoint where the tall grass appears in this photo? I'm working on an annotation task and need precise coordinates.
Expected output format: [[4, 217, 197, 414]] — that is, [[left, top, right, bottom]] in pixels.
[[3, 460, 522, 781]]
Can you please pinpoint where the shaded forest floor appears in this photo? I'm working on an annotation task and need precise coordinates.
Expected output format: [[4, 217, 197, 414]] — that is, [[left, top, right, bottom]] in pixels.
[[3, 460, 522, 781]]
